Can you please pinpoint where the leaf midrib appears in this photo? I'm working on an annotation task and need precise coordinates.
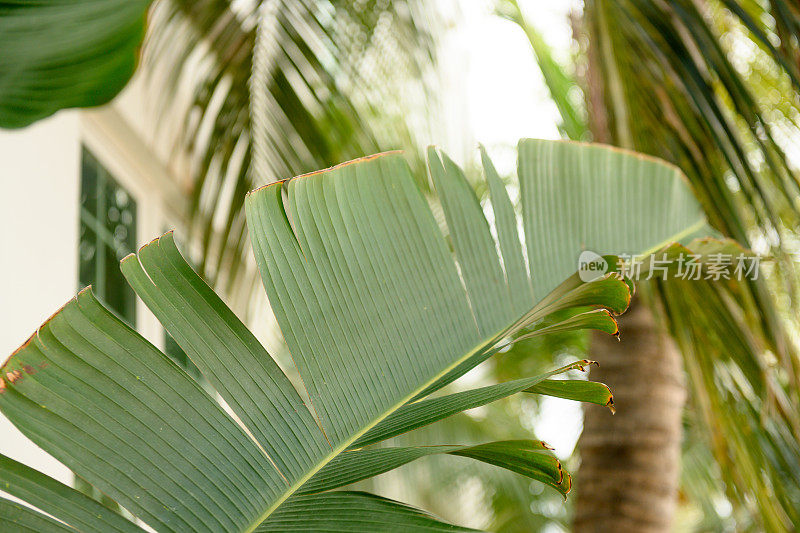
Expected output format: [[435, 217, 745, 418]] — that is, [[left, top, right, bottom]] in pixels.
[[638, 218, 706, 258], [243, 326, 506, 532]]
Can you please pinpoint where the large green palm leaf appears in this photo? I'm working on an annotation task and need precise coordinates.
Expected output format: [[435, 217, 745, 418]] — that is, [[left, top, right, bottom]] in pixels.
[[1, 140, 707, 531]]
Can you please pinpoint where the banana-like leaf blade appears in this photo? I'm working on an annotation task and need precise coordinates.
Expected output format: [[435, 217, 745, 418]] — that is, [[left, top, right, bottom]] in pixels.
[[526, 380, 615, 412], [0, 290, 279, 532], [254, 492, 481, 532], [411, 272, 628, 402], [0, 497, 74, 533], [0, 453, 141, 533], [120, 232, 328, 483], [0, 0, 151, 128], [351, 360, 597, 449], [451, 440, 571, 497], [518, 139, 708, 298], [302, 440, 570, 498], [1, 140, 709, 530]]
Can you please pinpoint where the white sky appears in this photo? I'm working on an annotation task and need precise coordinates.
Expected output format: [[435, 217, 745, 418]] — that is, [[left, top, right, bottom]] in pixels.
[[439, 0, 580, 173]]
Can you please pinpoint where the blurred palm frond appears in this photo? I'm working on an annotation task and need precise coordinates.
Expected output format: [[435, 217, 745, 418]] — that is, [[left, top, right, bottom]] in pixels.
[[142, 0, 438, 310]]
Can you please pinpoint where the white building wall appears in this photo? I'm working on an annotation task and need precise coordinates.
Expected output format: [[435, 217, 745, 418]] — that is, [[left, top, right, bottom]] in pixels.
[[0, 113, 81, 485]]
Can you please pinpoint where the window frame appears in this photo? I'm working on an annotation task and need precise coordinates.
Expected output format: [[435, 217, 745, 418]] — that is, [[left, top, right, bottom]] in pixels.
[[80, 108, 184, 346]]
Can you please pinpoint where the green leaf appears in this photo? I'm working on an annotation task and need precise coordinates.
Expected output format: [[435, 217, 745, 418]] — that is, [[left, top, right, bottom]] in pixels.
[[428, 147, 511, 336], [0, 453, 140, 533], [0, 497, 75, 533], [480, 144, 534, 317], [0, 0, 151, 128], [120, 232, 328, 483], [0, 289, 280, 532], [526, 380, 615, 413], [351, 360, 597, 449], [412, 273, 628, 402], [301, 440, 570, 498], [451, 440, 571, 497], [255, 492, 482, 532], [518, 139, 707, 299], [299, 447, 464, 496], [521, 309, 619, 339]]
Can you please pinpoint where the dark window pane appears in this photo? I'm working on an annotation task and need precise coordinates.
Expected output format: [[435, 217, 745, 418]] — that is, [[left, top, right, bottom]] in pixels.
[[102, 241, 136, 326], [79, 147, 137, 327], [78, 225, 97, 289], [80, 148, 98, 217]]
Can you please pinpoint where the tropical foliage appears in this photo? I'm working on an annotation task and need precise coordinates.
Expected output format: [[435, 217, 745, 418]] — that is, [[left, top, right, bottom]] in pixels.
[[1, 140, 709, 531], [144, 0, 439, 304], [508, 0, 800, 529], [0, 0, 150, 128]]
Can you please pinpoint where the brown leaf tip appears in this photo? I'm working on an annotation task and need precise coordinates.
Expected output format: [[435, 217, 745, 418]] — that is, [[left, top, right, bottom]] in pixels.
[[246, 179, 288, 197], [6, 292, 81, 367], [138, 232, 167, 254], [0, 360, 46, 393], [575, 359, 599, 372], [555, 461, 564, 484], [293, 150, 403, 180], [248, 151, 404, 197]]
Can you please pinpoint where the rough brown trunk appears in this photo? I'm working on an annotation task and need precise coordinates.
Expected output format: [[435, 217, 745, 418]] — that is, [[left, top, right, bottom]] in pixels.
[[573, 300, 685, 533]]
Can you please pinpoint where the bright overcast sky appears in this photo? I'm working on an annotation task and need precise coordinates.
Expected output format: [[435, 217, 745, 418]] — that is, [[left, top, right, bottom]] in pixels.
[[439, 0, 581, 173]]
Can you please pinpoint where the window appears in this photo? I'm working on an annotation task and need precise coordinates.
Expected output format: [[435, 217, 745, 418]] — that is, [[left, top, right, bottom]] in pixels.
[[79, 150, 198, 376], [79, 147, 138, 325]]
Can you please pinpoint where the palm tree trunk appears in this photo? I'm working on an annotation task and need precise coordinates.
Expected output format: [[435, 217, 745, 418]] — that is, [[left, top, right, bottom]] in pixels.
[[573, 299, 686, 532]]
